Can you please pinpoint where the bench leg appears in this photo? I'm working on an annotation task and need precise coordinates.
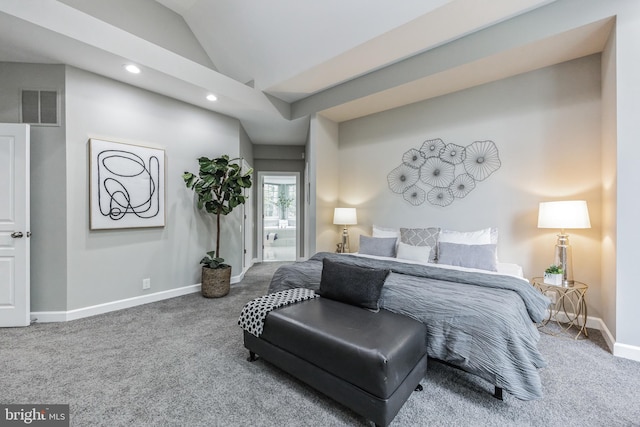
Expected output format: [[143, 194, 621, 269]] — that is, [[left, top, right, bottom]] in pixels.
[[247, 351, 258, 362], [493, 386, 503, 400]]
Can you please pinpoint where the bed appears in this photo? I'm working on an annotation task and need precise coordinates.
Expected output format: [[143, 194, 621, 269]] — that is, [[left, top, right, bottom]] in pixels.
[[267, 251, 550, 401]]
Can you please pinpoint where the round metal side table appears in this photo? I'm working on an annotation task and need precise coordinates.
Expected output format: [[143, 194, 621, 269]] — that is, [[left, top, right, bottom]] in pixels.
[[531, 277, 588, 340]]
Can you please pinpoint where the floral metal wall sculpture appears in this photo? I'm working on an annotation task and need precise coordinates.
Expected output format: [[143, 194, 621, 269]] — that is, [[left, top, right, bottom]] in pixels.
[[387, 138, 501, 207]]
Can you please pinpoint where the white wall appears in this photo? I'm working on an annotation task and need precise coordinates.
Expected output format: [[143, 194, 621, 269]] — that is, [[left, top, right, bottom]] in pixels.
[[64, 66, 242, 310], [338, 55, 603, 316]]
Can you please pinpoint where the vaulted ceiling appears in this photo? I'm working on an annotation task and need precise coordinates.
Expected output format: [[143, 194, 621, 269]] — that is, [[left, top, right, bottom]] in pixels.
[[0, 0, 613, 145]]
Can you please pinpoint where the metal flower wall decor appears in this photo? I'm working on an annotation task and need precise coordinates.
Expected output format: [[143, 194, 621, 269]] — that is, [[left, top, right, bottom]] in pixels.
[[387, 138, 501, 207]]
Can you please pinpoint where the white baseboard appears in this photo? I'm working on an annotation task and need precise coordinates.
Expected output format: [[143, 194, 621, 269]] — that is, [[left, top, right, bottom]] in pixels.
[[596, 318, 616, 353], [546, 311, 640, 362], [30, 279, 640, 363], [31, 271, 245, 323], [613, 342, 640, 362], [230, 270, 244, 284], [233, 259, 255, 283]]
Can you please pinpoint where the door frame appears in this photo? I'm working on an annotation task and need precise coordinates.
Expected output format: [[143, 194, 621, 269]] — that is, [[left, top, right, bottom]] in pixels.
[[257, 171, 300, 262]]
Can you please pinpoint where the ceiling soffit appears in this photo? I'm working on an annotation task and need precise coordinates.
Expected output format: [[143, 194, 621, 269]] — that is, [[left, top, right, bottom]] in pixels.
[[0, 0, 614, 144], [263, 0, 558, 103], [292, 16, 614, 122]]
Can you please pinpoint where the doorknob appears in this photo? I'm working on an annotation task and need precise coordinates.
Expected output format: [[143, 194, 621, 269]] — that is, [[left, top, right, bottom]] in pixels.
[[11, 232, 23, 238]]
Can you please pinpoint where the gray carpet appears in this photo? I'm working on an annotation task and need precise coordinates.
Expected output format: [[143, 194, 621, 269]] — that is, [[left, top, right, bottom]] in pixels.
[[2, 262, 639, 426]]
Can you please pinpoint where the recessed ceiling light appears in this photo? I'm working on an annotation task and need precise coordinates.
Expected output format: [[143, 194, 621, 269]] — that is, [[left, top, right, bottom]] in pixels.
[[206, 94, 218, 102], [124, 64, 141, 74]]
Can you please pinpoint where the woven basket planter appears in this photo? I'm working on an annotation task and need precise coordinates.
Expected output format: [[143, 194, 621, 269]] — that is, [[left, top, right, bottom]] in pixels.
[[201, 265, 231, 298]]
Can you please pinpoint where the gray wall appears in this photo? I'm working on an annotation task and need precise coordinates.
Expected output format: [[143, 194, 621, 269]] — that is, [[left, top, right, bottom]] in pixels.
[[601, 26, 617, 338], [308, 114, 339, 255], [336, 55, 603, 316], [239, 125, 256, 262], [64, 66, 243, 310], [0, 62, 68, 312], [239, 124, 254, 166], [1, 63, 256, 313], [612, 3, 640, 352]]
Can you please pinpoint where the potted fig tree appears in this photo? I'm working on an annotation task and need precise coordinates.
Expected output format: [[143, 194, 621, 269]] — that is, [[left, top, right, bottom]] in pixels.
[[183, 155, 252, 297]]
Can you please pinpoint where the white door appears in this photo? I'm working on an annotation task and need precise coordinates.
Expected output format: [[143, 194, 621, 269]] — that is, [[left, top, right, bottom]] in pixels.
[[0, 124, 30, 327]]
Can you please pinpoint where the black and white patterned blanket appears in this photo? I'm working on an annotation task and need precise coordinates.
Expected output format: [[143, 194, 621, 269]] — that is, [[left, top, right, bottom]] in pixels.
[[238, 288, 318, 337]]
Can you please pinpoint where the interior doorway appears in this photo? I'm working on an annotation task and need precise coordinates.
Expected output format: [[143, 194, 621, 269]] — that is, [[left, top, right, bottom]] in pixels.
[[258, 172, 299, 262]]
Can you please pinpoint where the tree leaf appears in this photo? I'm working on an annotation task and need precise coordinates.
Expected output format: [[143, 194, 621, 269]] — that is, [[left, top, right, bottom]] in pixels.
[[184, 155, 253, 261]]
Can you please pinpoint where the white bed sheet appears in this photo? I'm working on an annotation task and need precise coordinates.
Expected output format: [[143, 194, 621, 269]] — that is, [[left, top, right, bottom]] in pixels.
[[351, 252, 526, 281]]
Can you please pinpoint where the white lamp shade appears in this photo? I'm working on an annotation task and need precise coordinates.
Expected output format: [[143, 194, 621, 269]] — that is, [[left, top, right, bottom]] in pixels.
[[537, 200, 591, 229], [333, 208, 357, 225]]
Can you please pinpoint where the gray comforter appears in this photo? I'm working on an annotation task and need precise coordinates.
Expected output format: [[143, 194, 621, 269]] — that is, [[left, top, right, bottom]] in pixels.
[[268, 252, 550, 400]]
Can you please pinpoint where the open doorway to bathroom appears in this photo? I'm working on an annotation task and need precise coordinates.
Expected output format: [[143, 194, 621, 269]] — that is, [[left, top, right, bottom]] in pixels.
[[258, 172, 299, 262]]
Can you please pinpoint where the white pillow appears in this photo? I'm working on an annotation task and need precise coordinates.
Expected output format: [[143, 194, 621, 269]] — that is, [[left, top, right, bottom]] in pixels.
[[372, 224, 400, 239], [396, 242, 431, 263], [439, 227, 495, 245]]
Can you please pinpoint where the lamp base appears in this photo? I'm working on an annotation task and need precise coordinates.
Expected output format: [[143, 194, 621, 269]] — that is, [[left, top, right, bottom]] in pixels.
[[340, 227, 350, 253], [554, 232, 573, 287]]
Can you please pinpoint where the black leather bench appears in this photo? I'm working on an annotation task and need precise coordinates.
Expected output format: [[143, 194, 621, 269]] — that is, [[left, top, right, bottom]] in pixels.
[[244, 297, 428, 427]]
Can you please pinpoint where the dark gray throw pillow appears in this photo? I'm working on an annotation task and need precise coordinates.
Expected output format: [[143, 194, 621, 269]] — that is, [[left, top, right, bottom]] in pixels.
[[437, 242, 498, 271], [318, 258, 390, 310], [358, 235, 397, 257]]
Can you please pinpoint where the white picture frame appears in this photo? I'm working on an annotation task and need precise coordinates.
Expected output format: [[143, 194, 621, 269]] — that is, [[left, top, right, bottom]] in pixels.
[[89, 138, 165, 230]]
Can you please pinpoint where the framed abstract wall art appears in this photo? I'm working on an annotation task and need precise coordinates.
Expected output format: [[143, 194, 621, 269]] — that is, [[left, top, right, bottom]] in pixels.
[[89, 138, 165, 229]]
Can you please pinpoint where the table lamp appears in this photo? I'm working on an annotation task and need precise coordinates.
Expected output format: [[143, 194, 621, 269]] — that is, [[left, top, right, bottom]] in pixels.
[[333, 208, 357, 253], [537, 200, 591, 286]]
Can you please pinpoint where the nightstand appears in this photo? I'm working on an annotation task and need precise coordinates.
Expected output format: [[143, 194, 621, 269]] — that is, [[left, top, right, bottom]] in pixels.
[[530, 277, 588, 339]]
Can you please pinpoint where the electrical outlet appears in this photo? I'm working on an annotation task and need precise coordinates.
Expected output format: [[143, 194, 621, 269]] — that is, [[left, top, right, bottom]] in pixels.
[[142, 278, 151, 290]]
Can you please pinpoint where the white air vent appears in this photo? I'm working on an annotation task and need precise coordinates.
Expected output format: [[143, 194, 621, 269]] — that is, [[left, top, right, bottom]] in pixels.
[[21, 90, 59, 126]]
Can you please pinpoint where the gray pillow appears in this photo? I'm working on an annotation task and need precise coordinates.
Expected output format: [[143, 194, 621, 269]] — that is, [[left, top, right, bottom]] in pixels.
[[358, 235, 397, 257], [437, 242, 498, 271], [318, 258, 390, 310], [400, 227, 440, 262]]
